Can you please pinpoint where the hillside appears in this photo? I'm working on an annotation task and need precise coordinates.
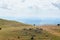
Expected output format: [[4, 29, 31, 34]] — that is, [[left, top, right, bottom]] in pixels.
[[0, 19, 32, 27], [38, 25, 60, 36], [0, 19, 60, 40]]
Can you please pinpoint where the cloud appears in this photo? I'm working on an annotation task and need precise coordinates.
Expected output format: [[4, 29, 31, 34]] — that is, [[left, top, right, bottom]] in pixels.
[[51, 2, 60, 9], [0, 0, 60, 24]]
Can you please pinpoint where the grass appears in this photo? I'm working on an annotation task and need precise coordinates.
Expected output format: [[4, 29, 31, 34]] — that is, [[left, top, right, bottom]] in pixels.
[[49, 26, 60, 33], [53, 29, 60, 33], [0, 27, 60, 40], [0, 19, 60, 40]]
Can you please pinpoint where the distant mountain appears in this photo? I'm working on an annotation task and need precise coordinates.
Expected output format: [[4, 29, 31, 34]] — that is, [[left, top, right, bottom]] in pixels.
[[16, 18, 60, 25]]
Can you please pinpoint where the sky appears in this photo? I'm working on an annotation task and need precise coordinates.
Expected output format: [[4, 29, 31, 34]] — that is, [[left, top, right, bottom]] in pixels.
[[0, 0, 60, 25]]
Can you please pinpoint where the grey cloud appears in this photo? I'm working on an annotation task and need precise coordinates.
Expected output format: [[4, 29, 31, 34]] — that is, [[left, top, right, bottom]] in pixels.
[[21, 0, 26, 3], [51, 2, 60, 9]]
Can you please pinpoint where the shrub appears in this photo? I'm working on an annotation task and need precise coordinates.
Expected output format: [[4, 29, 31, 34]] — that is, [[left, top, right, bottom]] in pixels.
[[0, 28, 2, 30]]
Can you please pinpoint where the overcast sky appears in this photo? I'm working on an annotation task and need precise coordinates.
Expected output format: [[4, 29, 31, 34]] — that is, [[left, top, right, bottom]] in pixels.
[[0, 0, 60, 25]]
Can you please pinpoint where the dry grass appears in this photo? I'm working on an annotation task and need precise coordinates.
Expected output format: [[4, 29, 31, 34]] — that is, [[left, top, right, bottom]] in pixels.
[[0, 19, 60, 40], [38, 25, 60, 36]]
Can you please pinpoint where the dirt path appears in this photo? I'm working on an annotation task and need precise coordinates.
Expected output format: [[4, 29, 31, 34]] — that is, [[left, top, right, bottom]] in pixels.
[[38, 26, 60, 36]]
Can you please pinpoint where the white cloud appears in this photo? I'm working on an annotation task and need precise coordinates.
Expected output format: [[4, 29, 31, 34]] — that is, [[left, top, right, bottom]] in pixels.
[[0, 0, 60, 20]]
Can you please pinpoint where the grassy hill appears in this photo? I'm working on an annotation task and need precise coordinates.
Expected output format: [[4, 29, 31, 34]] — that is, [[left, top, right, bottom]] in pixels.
[[0, 19, 60, 40], [0, 19, 31, 27]]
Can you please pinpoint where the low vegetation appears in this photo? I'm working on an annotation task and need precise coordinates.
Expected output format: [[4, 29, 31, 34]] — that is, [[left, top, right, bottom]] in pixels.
[[0, 19, 60, 40]]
